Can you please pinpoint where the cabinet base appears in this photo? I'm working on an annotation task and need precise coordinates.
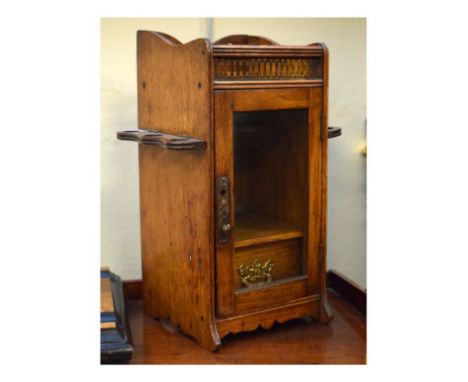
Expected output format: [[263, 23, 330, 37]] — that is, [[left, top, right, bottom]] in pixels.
[[142, 281, 333, 352], [215, 295, 327, 339], [154, 295, 332, 351]]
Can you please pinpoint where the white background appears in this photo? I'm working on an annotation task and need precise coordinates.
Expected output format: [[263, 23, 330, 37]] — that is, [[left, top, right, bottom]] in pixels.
[[1, 0, 468, 380]]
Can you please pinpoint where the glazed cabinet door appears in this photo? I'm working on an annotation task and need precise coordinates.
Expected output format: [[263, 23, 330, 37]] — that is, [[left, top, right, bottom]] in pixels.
[[214, 88, 324, 317]]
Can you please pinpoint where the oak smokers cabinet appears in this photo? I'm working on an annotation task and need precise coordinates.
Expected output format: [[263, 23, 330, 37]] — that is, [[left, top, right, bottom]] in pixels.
[[117, 31, 341, 351]]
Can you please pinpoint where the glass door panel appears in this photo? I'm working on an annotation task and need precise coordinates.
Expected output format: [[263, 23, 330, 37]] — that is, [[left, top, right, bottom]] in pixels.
[[232, 109, 309, 290]]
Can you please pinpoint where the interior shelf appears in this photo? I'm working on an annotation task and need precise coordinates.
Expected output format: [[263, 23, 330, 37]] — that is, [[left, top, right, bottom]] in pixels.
[[233, 214, 303, 249]]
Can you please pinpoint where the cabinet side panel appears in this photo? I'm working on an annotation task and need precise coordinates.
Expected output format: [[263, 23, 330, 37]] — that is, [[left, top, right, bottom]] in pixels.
[[136, 31, 219, 350], [318, 43, 333, 322], [307, 87, 324, 294]]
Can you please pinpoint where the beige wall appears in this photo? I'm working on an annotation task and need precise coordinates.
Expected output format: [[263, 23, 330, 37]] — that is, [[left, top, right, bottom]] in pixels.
[[101, 18, 367, 288], [100, 18, 208, 281]]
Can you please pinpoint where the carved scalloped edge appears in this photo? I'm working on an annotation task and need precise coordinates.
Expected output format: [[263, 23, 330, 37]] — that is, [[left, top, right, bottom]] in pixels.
[[138, 30, 211, 49], [139, 31, 327, 53], [214, 34, 279, 46], [216, 296, 320, 338], [153, 31, 182, 45], [223, 316, 293, 337]]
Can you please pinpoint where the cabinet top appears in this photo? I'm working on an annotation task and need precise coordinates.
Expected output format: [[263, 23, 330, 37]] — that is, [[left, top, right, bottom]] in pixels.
[[213, 34, 325, 58], [139, 31, 326, 58], [137, 31, 328, 90]]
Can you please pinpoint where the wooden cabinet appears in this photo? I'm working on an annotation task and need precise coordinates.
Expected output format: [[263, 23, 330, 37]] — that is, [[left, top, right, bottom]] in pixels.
[[117, 31, 341, 351]]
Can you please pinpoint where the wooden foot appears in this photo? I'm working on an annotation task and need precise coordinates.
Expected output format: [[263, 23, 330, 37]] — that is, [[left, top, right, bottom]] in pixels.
[[319, 293, 334, 324], [198, 322, 222, 352], [157, 317, 221, 352]]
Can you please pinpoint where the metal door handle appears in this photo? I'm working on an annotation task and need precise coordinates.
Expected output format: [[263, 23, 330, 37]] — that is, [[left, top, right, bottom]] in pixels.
[[216, 176, 231, 244]]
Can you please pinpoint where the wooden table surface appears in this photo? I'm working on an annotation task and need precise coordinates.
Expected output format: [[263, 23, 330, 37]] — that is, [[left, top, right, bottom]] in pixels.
[[126, 289, 366, 364]]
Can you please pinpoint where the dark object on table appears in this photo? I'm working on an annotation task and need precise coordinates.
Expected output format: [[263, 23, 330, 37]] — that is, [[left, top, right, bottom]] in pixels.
[[101, 268, 133, 364]]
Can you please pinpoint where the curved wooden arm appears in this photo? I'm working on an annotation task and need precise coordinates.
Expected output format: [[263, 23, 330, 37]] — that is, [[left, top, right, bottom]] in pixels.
[[118, 127, 338, 148], [328, 127, 342, 139], [117, 129, 207, 150]]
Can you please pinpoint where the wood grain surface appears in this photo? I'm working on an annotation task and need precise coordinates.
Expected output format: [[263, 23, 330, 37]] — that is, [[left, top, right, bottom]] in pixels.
[[233, 215, 303, 249], [233, 238, 303, 290], [117, 129, 206, 150], [136, 31, 220, 351], [119, 32, 338, 351]]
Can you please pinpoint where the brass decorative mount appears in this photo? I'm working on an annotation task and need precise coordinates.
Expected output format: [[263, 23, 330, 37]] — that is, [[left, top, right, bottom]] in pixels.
[[238, 259, 275, 287]]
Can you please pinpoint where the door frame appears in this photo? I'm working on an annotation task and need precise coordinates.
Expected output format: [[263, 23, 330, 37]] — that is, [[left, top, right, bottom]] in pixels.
[[214, 87, 324, 317]]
